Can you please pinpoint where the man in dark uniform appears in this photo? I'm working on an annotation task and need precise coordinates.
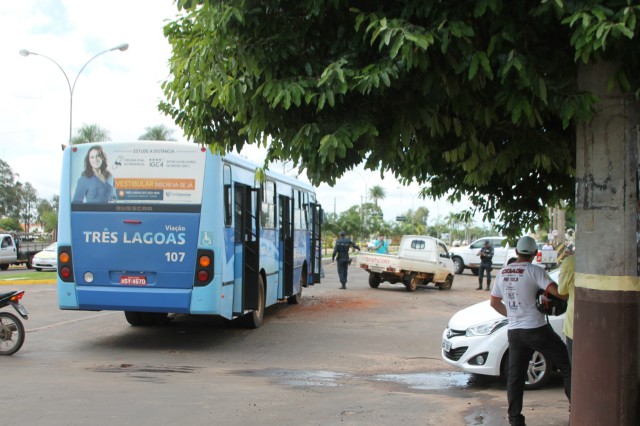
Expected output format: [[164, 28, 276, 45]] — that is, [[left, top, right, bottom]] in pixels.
[[331, 231, 360, 289], [477, 240, 494, 290]]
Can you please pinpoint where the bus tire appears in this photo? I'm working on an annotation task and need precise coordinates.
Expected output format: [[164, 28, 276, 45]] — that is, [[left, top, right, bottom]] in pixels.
[[241, 275, 265, 329], [288, 270, 305, 305], [124, 311, 145, 326], [142, 312, 169, 326]]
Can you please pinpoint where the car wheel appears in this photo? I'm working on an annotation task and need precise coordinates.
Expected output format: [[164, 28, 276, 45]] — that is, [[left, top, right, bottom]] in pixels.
[[501, 350, 552, 390], [525, 351, 552, 390], [35, 268, 42, 272], [452, 257, 464, 274]]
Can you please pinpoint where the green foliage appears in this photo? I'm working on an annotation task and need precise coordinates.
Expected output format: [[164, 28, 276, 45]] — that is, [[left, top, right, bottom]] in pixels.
[[162, 1, 639, 237], [139, 124, 177, 141], [0, 159, 21, 219], [368, 185, 386, 206], [71, 123, 111, 145], [0, 217, 22, 231]]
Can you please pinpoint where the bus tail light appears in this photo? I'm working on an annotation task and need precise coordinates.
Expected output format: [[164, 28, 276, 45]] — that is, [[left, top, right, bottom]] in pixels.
[[58, 245, 74, 282], [194, 249, 214, 286]]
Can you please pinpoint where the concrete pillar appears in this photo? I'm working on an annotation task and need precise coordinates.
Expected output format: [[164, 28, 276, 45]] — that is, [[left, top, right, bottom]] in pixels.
[[573, 61, 640, 425]]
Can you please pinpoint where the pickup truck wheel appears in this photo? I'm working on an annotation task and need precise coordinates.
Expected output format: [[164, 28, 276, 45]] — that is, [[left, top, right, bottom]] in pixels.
[[452, 257, 464, 274], [439, 275, 453, 290], [368, 273, 381, 289], [26, 256, 34, 269], [405, 276, 419, 292]]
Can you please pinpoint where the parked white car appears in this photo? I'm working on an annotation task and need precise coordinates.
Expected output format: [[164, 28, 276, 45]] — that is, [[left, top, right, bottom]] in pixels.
[[32, 242, 58, 271], [449, 237, 517, 275], [441, 270, 564, 389]]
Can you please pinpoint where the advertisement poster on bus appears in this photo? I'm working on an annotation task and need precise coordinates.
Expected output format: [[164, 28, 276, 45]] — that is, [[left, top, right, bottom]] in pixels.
[[69, 143, 205, 207]]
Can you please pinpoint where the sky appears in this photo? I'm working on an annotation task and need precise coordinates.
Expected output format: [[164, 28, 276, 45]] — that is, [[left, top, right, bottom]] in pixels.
[[0, 0, 478, 226]]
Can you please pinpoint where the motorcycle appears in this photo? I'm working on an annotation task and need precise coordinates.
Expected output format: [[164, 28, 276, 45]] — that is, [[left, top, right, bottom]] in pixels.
[[0, 291, 29, 355]]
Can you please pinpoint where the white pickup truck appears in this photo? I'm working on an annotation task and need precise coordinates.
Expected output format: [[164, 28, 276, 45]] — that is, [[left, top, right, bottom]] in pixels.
[[0, 233, 51, 270], [449, 237, 517, 275], [355, 235, 455, 292]]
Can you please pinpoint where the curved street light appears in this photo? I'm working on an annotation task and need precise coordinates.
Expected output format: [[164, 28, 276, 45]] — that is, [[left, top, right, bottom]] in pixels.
[[19, 43, 129, 148]]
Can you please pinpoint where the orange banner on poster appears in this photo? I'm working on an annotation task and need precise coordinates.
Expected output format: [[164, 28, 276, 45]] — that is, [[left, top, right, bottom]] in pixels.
[[114, 178, 196, 190]]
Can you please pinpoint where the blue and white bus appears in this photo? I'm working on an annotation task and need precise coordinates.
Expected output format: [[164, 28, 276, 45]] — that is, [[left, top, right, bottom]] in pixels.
[[57, 141, 323, 328]]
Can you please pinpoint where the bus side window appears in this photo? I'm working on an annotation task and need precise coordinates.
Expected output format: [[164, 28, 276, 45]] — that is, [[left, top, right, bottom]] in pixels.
[[261, 180, 276, 229], [294, 190, 302, 230], [223, 165, 232, 227]]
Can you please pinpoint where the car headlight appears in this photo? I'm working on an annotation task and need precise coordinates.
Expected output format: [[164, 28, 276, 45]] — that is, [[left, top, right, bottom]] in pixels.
[[465, 318, 508, 337]]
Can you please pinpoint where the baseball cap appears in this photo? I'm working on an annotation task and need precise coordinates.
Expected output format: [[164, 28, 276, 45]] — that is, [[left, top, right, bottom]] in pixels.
[[516, 236, 538, 255]]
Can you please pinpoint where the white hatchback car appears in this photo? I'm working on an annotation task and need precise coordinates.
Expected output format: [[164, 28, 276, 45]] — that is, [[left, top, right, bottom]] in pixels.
[[32, 242, 58, 271], [441, 270, 565, 389]]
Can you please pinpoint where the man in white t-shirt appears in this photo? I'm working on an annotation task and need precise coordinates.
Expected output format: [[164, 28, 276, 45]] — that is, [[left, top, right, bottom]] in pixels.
[[490, 236, 571, 426]]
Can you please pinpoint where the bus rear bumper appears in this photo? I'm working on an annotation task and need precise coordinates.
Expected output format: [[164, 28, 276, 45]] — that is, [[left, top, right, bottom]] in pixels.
[[76, 286, 192, 313]]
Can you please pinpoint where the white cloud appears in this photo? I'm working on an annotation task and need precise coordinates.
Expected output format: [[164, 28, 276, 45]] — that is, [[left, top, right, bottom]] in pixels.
[[0, 0, 479, 226]]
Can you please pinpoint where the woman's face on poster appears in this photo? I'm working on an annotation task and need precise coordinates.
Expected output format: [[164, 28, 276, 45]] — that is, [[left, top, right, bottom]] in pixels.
[[89, 149, 104, 170]]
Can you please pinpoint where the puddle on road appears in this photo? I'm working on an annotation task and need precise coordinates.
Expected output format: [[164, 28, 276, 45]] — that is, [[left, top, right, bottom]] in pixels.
[[237, 368, 476, 391], [374, 371, 472, 390], [237, 368, 351, 387]]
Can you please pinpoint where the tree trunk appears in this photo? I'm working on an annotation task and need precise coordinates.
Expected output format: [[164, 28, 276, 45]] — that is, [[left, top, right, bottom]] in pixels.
[[573, 61, 640, 425]]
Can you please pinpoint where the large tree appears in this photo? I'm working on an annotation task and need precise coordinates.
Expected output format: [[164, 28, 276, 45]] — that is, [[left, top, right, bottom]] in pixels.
[[139, 124, 177, 141], [158, 1, 639, 236], [0, 159, 21, 219], [161, 2, 640, 423], [71, 123, 111, 145], [368, 185, 385, 207]]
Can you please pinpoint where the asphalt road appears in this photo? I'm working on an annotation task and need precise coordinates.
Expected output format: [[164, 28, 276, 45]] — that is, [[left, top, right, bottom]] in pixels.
[[1, 263, 571, 425]]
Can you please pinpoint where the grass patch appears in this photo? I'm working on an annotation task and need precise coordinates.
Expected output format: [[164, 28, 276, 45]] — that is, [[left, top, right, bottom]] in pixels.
[[0, 271, 56, 282]]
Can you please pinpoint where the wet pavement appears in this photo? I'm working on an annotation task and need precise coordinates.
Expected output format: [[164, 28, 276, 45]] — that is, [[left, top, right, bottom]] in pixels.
[[2, 261, 571, 425]]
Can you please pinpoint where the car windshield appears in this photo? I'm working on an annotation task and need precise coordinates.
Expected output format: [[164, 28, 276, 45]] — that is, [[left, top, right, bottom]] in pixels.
[[44, 243, 57, 252]]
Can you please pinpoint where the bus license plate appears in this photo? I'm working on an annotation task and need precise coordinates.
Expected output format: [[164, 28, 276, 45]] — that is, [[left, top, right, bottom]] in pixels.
[[120, 276, 147, 286]]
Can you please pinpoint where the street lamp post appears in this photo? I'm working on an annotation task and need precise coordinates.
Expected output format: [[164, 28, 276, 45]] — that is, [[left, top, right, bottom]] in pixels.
[[19, 43, 129, 147]]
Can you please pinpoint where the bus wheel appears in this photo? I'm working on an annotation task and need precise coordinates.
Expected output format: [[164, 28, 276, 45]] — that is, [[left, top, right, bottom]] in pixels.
[[142, 312, 170, 326], [288, 270, 305, 305], [124, 311, 145, 326], [241, 275, 265, 329]]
